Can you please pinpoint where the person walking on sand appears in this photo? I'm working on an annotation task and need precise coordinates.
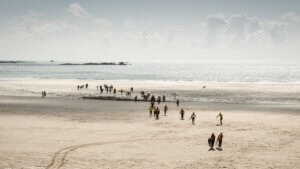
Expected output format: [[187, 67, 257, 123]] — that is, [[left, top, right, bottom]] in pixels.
[[162, 95, 166, 102], [208, 133, 216, 150], [164, 105, 168, 116], [190, 112, 196, 125], [176, 99, 180, 107], [149, 105, 154, 117], [155, 107, 160, 120], [157, 96, 161, 104], [217, 133, 223, 149], [151, 100, 155, 108], [151, 95, 155, 103], [134, 95, 138, 102], [180, 108, 185, 120], [153, 106, 157, 118], [216, 112, 223, 126]]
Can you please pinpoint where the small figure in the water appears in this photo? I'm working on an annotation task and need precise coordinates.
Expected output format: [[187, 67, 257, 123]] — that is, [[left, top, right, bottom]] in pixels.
[[77, 85, 80, 90], [190, 112, 196, 125], [162, 95, 166, 102], [180, 108, 185, 120], [130, 87, 133, 92], [113, 88, 116, 94], [164, 105, 168, 116], [85, 83, 88, 89], [216, 112, 223, 126]]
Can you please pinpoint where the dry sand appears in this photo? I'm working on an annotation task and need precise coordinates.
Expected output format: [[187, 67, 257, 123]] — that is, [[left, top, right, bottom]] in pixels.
[[0, 95, 299, 169]]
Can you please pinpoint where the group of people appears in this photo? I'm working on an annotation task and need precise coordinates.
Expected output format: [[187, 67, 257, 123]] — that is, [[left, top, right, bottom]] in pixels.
[[145, 95, 224, 150], [75, 83, 225, 150], [77, 83, 88, 90], [77, 83, 136, 97], [140, 91, 166, 103], [208, 132, 223, 150], [97, 84, 116, 94], [148, 104, 169, 120], [41, 91, 47, 98]]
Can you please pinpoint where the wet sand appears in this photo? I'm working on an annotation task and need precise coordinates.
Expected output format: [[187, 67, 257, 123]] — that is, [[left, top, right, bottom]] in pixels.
[[0, 95, 299, 169]]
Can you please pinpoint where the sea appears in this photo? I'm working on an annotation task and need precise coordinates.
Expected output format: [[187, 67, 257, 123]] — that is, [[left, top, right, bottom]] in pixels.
[[0, 61, 299, 83]]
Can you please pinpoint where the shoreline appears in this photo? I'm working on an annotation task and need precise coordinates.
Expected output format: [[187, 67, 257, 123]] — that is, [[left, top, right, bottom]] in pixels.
[[1, 77, 300, 85], [1, 78, 299, 106]]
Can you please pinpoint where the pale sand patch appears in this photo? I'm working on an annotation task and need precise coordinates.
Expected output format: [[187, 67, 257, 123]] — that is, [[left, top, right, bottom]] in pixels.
[[0, 96, 299, 169]]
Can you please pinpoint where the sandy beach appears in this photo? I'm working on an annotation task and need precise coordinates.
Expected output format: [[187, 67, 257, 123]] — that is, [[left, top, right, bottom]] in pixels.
[[0, 82, 299, 169], [1, 0, 300, 168]]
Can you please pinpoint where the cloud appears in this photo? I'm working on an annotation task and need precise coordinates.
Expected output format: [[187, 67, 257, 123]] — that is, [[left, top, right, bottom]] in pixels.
[[201, 12, 299, 47], [0, 4, 299, 62], [281, 12, 299, 22], [206, 13, 227, 32], [67, 3, 89, 17], [93, 18, 111, 27], [229, 14, 248, 35], [165, 26, 184, 44], [0, 3, 114, 61]]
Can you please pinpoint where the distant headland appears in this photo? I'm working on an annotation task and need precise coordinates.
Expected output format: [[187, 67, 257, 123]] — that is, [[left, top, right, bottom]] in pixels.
[[60, 62, 129, 66], [0, 61, 33, 64]]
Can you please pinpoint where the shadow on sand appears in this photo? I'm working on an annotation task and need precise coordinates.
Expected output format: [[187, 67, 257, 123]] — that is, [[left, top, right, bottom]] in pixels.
[[208, 148, 215, 151], [216, 147, 223, 151]]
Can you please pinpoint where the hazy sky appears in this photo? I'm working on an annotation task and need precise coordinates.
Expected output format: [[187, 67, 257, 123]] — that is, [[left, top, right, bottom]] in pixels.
[[0, 0, 299, 62]]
